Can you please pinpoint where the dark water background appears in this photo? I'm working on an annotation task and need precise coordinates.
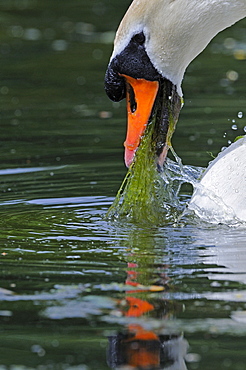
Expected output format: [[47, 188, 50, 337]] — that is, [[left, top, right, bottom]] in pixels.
[[1, 1, 246, 369]]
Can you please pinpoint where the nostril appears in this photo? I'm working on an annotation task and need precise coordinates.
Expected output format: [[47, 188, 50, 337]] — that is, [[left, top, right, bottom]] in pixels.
[[127, 83, 137, 113]]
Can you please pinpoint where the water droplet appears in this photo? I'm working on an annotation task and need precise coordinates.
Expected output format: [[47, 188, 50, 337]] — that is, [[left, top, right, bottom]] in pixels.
[[224, 38, 236, 49], [1, 86, 9, 95], [238, 111, 243, 119], [244, 126, 246, 133], [220, 78, 229, 87], [231, 124, 237, 130], [23, 28, 42, 41], [31, 344, 46, 357], [51, 40, 68, 51], [9, 25, 24, 38], [14, 109, 22, 117], [226, 70, 239, 81]]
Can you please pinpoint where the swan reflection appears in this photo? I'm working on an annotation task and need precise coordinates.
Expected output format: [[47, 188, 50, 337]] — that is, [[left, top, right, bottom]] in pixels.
[[107, 231, 189, 370]]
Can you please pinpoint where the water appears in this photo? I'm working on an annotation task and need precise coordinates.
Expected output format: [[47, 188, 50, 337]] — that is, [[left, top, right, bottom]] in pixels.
[[1, 1, 246, 369]]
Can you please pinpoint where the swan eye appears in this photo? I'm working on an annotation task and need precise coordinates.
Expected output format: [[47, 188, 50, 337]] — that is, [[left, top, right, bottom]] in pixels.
[[132, 32, 145, 45]]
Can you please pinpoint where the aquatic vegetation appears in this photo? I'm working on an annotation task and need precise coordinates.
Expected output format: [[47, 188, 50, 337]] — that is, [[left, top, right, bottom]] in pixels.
[[106, 121, 164, 224], [106, 102, 202, 225]]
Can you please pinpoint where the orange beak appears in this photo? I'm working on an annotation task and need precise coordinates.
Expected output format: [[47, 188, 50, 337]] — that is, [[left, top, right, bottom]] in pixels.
[[121, 75, 159, 167]]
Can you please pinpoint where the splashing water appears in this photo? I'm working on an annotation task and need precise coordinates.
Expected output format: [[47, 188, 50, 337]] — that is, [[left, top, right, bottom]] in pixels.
[[107, 121, 246, 226], [188, 136, 246, 226], [106, 121, 204, 225]]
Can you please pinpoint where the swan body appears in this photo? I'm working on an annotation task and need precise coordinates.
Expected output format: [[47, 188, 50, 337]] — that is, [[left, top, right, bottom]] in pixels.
[[189, 137, 246, 223]]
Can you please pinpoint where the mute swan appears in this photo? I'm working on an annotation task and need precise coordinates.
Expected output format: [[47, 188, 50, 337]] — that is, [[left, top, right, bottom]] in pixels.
[[105, 0, 246, 222]]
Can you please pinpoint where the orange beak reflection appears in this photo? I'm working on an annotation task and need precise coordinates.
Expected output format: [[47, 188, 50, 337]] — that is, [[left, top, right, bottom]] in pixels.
[[121, 75, 159, 167]]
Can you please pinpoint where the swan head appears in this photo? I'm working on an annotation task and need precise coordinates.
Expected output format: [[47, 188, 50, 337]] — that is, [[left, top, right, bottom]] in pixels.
[[105, 0, 246, 167], [104, 0, 208, 167], [105, 0, 185, 167]]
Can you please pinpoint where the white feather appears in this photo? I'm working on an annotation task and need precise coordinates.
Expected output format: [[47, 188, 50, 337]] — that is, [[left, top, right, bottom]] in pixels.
[[189, 137, 246, 223]]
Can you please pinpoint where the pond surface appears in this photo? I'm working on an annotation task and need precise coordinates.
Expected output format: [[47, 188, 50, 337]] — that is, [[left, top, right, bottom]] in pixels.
[[1, 1, 246, 369]]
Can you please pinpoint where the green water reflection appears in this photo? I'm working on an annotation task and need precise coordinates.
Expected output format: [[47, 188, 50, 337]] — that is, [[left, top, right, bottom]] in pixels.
[[0, 1, 246, 369]]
